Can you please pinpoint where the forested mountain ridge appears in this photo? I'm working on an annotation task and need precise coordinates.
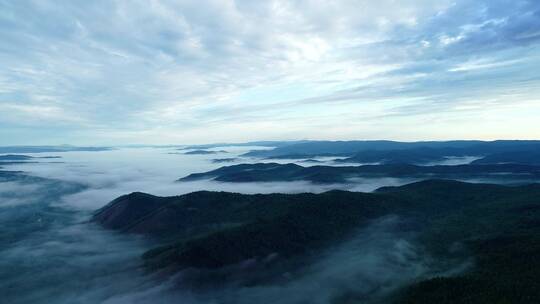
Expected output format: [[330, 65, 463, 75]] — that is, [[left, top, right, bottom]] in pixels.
[[179, 162, 540, 183], [93, 180, 540, 303]]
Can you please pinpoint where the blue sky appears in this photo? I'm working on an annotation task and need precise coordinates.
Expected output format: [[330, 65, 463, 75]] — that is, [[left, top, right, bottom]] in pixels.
[[0, 0, 539, 145]]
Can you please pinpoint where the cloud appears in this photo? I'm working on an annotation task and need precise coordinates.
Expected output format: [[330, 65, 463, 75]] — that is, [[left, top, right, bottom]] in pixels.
[[97, 216, 470, 304], [6, 147, 415, 210], [0, 147, 512, 304], [0, 181, 42, 207], [0, 0, 539, 144]]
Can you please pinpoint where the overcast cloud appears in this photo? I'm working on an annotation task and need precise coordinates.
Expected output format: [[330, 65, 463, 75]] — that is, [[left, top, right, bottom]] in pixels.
[[1, 0, 539, 144]]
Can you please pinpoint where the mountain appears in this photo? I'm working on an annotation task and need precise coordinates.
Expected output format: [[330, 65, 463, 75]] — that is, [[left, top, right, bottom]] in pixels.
[[472, 150, 540, 165], [181, 140, 310, 150], [0, 146, 111, 153], [92, 184, 415, 272], [0, 154, 34, 161], [211, 158, 239, 163], [243, 140, 540, 159], [182, 150, 225, 155], [336, 147, 470, 164], [178, 162, 540, 184], [93, 180, 540, 302], [0, 154, 61, 161]]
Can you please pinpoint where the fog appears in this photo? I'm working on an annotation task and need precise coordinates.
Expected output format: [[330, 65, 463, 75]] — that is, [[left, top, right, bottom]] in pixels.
[[0, 181, 42, 207], [0, 170, 153, 304], [0, 147, 462, 303], [6, 147, 418, 210], [99, 216, 463, 304]]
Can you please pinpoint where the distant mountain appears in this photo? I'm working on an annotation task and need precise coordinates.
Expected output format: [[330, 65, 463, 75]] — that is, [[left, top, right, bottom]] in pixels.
[[472, 150, 540, 165], [181, 140, 309, 150], [0, 154, 61, 161], [336, 147, 470, 164], [0, 170, 25, 180], [243, 140, 540, 159], [0, 154, 34, 161], [301, 158, 324, 163], [211, 158, 239, 163], [93, 180, 540, 302], [183, 150, 224, 155], [179, 162, 540, 184], [0, 154, 62, 167], [0, 146, 111, 153]]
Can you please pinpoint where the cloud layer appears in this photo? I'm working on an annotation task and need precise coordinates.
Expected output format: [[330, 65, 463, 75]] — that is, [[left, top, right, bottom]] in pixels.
[[1, 0, 539, 144], [0, 148, 461, 304]]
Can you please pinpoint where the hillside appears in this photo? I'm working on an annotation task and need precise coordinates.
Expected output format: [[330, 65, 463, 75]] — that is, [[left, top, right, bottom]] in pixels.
[[178, 162, 540, 184], [243, 140, 540, 158], [93, 180, 540, 303]]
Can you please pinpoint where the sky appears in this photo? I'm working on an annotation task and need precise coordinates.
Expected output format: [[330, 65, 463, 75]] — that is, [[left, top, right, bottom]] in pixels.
[[0, 0, 539, 145]]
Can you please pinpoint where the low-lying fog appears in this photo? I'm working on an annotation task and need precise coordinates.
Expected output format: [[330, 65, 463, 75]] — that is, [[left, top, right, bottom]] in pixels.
[[4, 146, 421, 210], [0, 146, 497, 303]]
